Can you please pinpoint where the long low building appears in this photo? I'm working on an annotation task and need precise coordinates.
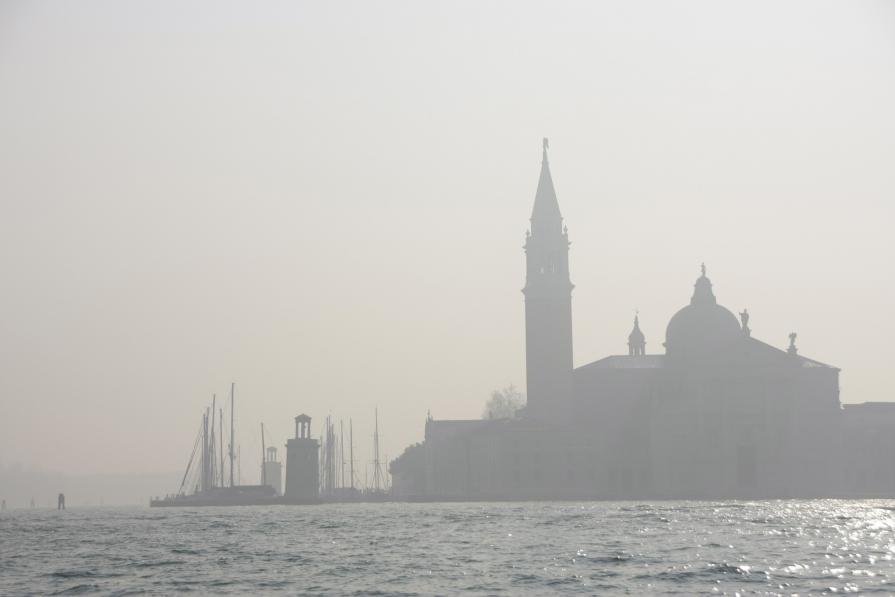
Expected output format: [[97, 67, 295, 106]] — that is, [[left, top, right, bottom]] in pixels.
[[390, 141, 895, 500]]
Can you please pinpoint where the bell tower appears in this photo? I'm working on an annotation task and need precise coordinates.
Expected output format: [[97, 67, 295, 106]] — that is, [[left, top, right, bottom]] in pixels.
[[628, 314, 646, 356], [522, 139, 574, 422]]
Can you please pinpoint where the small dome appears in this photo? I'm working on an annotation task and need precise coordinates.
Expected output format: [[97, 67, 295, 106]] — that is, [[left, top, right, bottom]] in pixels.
[[665, 266, 741, 356]]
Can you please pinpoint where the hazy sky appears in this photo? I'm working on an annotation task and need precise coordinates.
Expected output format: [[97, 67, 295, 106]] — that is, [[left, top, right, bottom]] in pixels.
[[1, 1, 893, 479]]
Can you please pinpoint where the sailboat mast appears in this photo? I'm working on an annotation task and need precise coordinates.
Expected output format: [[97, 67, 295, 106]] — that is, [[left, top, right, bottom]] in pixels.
[[350, 418, 355, 491], [340, 420, 345, 490], [261, 423, 267, 487], [326, 416, 333, 494], [201, 410, 209, 492], [210, 395, 216, 487], [219, 408, 224, 488], [373, 407, 381, 492], [178, 421, 202, 496], [229, 382, 235, 487], [200, 411, 205, 492]]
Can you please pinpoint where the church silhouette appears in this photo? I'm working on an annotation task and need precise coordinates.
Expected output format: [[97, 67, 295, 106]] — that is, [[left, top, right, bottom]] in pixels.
[[390, 141, 895, 500]]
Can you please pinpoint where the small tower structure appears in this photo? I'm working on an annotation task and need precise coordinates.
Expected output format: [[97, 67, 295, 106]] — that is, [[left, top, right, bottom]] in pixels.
[[284, 414, 319, 501], [628, 314, 646, 356], [263, 446, 283, 496]]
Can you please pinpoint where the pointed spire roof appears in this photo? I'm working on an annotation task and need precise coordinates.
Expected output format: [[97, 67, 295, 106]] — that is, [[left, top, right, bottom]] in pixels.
[[628, 312, 646, 355], [628, 313, 645, 342], [530, 138, 563, 234]]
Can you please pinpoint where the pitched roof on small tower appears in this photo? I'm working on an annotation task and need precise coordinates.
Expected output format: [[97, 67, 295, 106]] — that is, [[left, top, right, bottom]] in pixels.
[[628, 314, 645, 342], [530, 138, 563, 235], [628, 313, 646, 356]]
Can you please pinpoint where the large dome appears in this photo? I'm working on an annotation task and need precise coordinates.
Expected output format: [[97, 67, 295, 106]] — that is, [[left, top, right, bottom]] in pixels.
[[665, 266, 741, 356]]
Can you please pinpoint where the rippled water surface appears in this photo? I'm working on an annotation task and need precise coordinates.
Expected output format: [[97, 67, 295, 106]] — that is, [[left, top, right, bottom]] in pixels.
[[3, 501, 895, 595]]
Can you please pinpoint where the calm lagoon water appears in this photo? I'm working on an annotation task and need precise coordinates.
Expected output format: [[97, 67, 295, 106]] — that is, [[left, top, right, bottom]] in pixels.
[[2, 500, 895, 595]]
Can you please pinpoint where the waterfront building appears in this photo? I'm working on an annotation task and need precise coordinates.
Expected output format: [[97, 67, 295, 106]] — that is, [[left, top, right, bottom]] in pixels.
[[263, 447, 283, 496], [285, 414, 319, 501], [390, 141, 894, 500]]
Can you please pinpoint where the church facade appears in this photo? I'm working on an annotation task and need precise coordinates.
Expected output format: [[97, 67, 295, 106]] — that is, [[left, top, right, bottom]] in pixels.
[[390, 142, 895, 500]]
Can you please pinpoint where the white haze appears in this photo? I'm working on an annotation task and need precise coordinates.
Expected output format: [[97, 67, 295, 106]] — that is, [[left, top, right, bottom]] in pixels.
[[0, 1, 893, 485]]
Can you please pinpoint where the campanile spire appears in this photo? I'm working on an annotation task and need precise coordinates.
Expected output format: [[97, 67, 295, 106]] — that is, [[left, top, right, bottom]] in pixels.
[[523, 139, 574, 423], [530, 137, 563, 237]]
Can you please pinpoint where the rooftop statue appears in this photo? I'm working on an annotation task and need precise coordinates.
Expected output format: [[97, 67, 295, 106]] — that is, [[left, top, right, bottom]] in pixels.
[[740, 309, 751, 336]]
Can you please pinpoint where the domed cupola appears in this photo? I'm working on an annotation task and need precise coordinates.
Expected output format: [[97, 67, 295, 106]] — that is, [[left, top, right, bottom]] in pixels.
[[691, 264, 716, 305], [665, 264, 741, 358]]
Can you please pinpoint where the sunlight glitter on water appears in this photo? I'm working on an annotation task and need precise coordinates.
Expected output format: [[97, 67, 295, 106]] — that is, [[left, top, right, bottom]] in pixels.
[[2, 500, 895, 595]]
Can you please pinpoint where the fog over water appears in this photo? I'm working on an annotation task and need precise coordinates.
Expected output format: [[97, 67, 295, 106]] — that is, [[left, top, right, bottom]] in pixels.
[[1, 0, 894, 487]]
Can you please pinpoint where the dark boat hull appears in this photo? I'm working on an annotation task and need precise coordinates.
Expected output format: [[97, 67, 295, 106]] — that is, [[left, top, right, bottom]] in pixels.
[[150, 485, 320, 507]]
